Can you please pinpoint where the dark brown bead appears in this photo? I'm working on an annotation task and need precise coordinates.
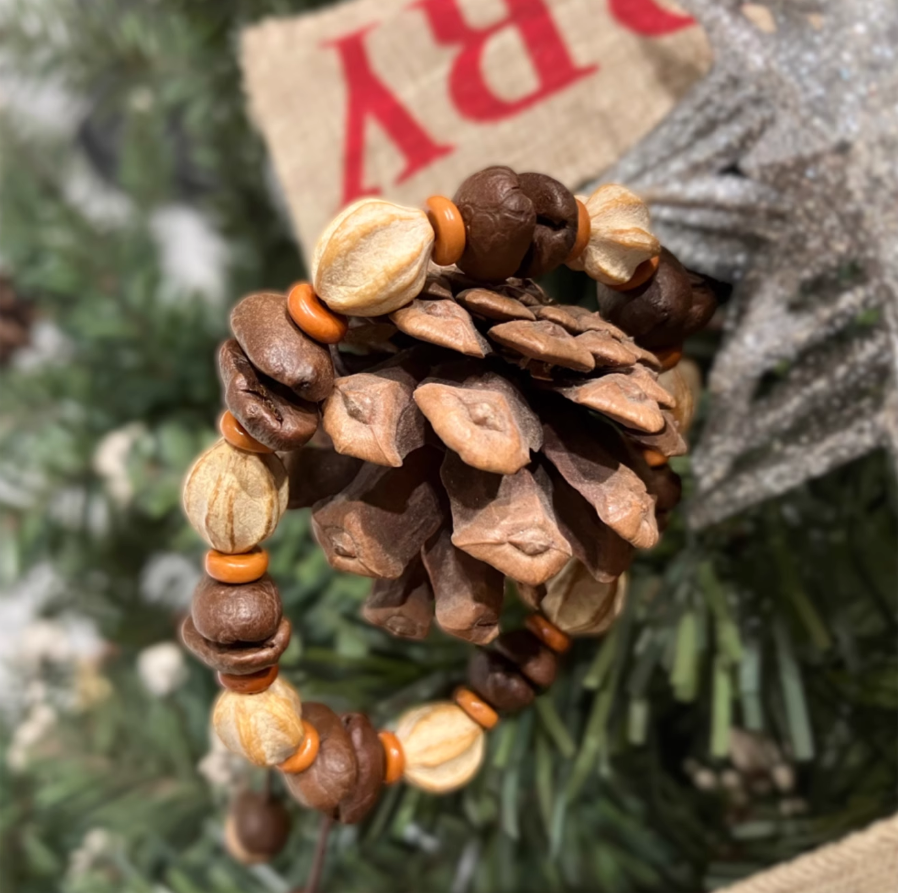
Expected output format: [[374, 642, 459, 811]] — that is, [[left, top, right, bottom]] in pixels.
[[467, 649, 535, 713], [362, 556, 434, 640], [219, 339, 319, 452], [335, 713, 385, 824], [230, 292, 334, 402], [453, 166, 536, 281], [180, 614, 291, 675], [283, 445, 363, 510], [495, 629, 558, 689], [682, 269, 724, 336], [191, 573, 282, 645], [515, 173, 578, 278], [230, 790, 292, 858], [597, 248, 693, 349], [282, 702, 358, 813], [646, 464, 683, 514]]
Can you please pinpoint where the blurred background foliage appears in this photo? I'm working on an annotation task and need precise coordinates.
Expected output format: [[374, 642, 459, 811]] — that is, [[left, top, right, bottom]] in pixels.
[[0, 2, 895, 892]]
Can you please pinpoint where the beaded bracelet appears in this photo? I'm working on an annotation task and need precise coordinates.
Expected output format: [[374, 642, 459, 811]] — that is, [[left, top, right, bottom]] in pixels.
[[179, 166, 724, 859]]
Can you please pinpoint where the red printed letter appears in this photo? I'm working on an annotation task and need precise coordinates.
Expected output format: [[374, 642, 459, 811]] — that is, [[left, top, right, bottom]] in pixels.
[[609, 0, 693, 36], [414, 0, 597, 123], [325, 25, 454, 205]]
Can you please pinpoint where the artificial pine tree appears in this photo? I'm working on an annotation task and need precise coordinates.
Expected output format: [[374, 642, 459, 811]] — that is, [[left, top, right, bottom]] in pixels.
[[0, 2, 895, 892]]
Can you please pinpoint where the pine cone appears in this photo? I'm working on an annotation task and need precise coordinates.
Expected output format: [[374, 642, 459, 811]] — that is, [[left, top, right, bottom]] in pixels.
[[301, 267, 699, 643]]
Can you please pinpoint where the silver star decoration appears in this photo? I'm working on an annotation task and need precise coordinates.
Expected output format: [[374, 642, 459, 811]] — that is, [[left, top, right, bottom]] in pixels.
[[593, 0, 898, 528]]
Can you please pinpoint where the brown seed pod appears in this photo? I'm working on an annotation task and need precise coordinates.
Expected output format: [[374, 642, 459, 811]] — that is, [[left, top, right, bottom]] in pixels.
[[515, 173, 578, 278], [191, 573, 282, 645], [335, 713, 385, 824], [225, 790, 292, 863], [467, 649, 535, 713]]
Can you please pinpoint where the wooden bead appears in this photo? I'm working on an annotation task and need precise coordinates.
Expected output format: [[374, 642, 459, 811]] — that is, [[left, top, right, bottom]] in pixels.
[[643, 448, 669, 467], [286, 282, 349, 345], [607, 254, 660, 292], [281, 702, 358, 812], [219, 410, 274, 454], [453, 686, 499, 730], [395, 701, 485, 794], [655, 345, 683, 371], [379, 730, 405, 785], [515, 173, 578, 278], [566, 199, 591, 263], [524, 613, 571, 654], [312, 198, 434, 316], [426, 196, 466, 267], [205, 548, 269, 584], [182, 439, 288, 554], [224, 813, 266, 865], [219, 665, 280, 694], [278, 721, 320, 774], [212, 676, 304, 767]]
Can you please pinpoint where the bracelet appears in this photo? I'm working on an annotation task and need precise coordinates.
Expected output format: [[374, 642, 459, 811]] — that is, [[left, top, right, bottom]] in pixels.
[[179, 165, 721, 855]]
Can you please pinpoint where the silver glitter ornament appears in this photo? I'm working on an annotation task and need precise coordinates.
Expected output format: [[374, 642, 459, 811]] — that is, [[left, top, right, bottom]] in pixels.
[[593, 0, 898, 528]]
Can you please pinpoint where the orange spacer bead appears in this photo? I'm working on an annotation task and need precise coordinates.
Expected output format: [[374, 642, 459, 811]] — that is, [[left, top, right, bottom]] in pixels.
[[608, 254, 660, 292], [219, 410, 274, 454], [286, 282, 348, 345], [566, 199, 591, 263], [205, 548, 269, 584], [643, 448, 669, 468], [218, 664, 279, 694], [278, 722, 320, 774], [525, 613, 571, 654], [453, 686, 499, 730], [426, 196, 466, 267], [655, 345, 683, 371], [379, 730, 405, 785]]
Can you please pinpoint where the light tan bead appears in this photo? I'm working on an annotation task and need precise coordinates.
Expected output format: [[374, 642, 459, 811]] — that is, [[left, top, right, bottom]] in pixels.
[[182, 439, 288, 554], [566, 184, 660, 286], [394, 701, 485, 794], [212, 676, 304, 767], [659, 358, 701, 434], [541, 561, 628, 636], [312, 198, 434, 317]]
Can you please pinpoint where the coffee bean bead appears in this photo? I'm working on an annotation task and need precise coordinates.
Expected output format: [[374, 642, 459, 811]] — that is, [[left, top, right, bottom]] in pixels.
[[597, 248, 693, 350], [191, 573, 282, 645], [467, 650, 535, 713], [229, 790, 292, 861], [218, 339, 319, 453], [282, 702, 358, 813], [230, 292, 334, 402], [335, 713, 385, 824], [205, 548, 269, 585], [516, 173, 578, 278], [495, 630, 558, 689], [181, 614, 292, 675], [453, 166, 536, 281]]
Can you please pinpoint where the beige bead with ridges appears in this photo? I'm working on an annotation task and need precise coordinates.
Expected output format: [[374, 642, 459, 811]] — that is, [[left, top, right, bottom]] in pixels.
[[541, 561, 629, 636], [659, 358, 702, 434], [394, 701, 485, 794], [566, 184, 660, 285], [213, 676, 304, 767], [312, 198, 434, 317], [182, 439, 289, 553]]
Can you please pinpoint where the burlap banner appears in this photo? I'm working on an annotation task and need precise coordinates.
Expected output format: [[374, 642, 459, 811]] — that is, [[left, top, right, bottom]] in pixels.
[[241, 0, 711, 259]]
